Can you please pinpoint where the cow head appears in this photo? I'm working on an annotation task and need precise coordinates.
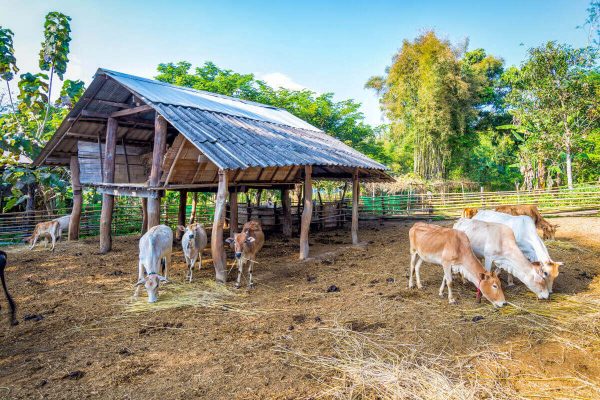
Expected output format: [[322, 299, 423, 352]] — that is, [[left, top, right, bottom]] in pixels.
[[534, 260, 562, 293], [462, 208, 479, 219], [135, 272, 167, 303], [178, 225, 197, 250], [477, 270, 506, 307], [525, 263, 551, 299], [541, 222, 558, 240], [225, 231, 255, 259]]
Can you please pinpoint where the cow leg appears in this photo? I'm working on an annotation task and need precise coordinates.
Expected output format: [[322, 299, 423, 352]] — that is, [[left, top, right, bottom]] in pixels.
[[50, 233, 56, 252], [484, 256, 493, 272], [439, 276, 446, 297], [443, 265, 456, 304], [506, 273, 515, 287], [164, 252, 171, 281], [248, 257, 256, 289], [188, 255, 197, 283], [235, 258, 244, 289], [408, 252, 418, 288], [134, 260, 144, 298], [414, 258, 424, 289], [30, 235, 38, 250]]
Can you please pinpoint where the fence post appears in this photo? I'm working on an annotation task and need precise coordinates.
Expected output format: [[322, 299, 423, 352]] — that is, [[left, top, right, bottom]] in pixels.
[[68, 156, 83, 241], [480, 186, 485, 208]]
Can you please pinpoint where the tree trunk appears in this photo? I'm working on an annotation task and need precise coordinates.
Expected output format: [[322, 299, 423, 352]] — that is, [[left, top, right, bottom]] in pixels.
[[565, 142, 573, 190], [254, 189, 263, 207], [211, 169, 228, 283], [68, 156, 83, 240], [299, 166, 313, 260], [141, 197, 148, 234]]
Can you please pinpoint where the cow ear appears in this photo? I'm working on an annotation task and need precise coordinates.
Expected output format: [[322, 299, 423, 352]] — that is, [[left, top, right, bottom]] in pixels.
[[246, 236, 255, 243], [225, 237, 234, 244], [554, 261, 564, 267], [157, 275, 168, 282], [479, 272, 486, 281], [177, 225, 185, 232], [531, 261, 542, 266], [134, 278, 145, 287]]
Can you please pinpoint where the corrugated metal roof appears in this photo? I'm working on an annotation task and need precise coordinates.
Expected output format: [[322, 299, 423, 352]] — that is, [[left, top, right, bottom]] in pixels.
[[35, 68, 390, 177], [99, 69, 388, 171]]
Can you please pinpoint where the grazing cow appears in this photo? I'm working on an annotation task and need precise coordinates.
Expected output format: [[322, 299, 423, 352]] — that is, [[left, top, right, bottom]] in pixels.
[[473, 210, 562, 292], [226, 220, 265, 289], [495, 204, 558, 240], [454, 218, 550, 299], [408, 222, 506, 307], [135, 225, 172, 303], [177, 223, 208, 283], [25, 220, 61, 251], [0, 251, 17, 326], [462, 208, 479, 218]]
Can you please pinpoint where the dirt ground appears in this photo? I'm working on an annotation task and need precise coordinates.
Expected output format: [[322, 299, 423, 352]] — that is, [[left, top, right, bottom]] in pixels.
[[0, 216, 599, 399]]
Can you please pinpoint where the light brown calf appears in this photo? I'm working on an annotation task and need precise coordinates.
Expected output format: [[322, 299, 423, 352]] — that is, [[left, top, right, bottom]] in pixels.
[[25, 220, 61, 251], [409, 222, 506, 307], [494, 204, 557, 240], [226, 220, 265, 289], [462, 208, 479, 218]]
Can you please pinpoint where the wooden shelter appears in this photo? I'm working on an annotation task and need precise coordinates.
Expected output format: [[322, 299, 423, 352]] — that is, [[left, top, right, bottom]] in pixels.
[[34, 69, 392, 282]]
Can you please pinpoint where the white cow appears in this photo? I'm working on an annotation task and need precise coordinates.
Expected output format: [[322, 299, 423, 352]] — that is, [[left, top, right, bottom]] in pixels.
[[135, 225, 173, 303], [177, 223, 208, 283], [54, 215, 70, 241], [454, 218, 549, 299], [473, 210, 562, 292]]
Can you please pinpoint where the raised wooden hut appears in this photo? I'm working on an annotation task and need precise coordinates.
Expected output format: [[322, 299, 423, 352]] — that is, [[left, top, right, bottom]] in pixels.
[[34, 69, 392, 282]]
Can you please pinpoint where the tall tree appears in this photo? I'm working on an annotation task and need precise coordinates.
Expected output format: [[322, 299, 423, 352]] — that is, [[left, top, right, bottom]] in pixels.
[[366, 32, 504, 180], [0, 27, 19, 128], [37, 12, 72, 136], [504, 42, 599, 189]]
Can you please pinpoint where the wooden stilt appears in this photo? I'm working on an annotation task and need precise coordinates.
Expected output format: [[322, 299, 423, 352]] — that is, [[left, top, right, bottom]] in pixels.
[[352, 168, 359, 245], [68, 156, 82, 240], [147, 114, 168, 228], [99, 117, 118, 253], [189, 192, 198, 224], [141, 197, 148, 234], [299, 165, 312, 260], [282, 188, 292, 237], [211, 169, 228, 283], [176, 190, 188, 240], [229, 188, 238, 237]]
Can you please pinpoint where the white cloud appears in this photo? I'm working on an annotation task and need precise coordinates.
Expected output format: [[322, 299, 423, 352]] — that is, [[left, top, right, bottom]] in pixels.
[[260, 72, 306, 91]]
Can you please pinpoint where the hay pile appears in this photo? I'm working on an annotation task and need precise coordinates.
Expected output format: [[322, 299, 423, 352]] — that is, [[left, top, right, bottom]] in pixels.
[[124, 279, 260, 315]]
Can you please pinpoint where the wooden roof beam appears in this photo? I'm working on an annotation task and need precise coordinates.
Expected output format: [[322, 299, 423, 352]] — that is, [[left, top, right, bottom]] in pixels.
[[110, 104, 153, 118]]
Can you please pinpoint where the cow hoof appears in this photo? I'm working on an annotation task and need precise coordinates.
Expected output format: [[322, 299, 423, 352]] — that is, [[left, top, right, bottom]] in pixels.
[[417, 285, 423, 290], [248, 283, 255, 289], [449, 299, 458, 305], [234, 284, 241, 289], [506, 283, 515, 288]]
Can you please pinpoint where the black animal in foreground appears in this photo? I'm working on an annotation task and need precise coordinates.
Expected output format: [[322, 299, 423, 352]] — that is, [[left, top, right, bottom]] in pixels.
[[0, 250, 17, 326]]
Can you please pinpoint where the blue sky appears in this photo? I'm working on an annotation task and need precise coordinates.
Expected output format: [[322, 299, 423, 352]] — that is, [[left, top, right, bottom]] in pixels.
[[0, 0, 592, 125]]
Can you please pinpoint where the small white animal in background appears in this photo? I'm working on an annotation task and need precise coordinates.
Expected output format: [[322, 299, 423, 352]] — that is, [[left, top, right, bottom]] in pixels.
[[177, 223, 208, 282]]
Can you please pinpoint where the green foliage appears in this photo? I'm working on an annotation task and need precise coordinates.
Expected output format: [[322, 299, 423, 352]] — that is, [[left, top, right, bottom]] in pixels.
[[17, 72, 49, 115], [503, 42, 599, 188], [366, 32, 506, 180], [38, 12, 72, 79], [0, 27, 18, 81], [56, 79, 85, 109], [156, 61, 388, 163]]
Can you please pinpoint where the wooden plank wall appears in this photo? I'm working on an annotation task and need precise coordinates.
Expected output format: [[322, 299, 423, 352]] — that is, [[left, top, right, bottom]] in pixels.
[[78, 141, 149, 184]]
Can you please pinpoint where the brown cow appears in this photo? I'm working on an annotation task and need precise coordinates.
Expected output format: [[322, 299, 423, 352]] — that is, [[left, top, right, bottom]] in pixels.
[[409, 222, 506, 307], [462, 208, 479, 218], [25, 220, 61, 251], [494, 204, 558, 240], [226, 220, 265, 289]]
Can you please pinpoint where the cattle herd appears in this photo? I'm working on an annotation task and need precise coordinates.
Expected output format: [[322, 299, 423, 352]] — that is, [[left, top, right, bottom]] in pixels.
[[0, 203, 562, 324]]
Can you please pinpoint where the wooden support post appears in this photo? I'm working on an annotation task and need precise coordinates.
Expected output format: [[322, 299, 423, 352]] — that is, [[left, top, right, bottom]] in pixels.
[[229, 188, 238, 237], [299, 165, 312, 260], [141, 197, 148, 234], [211, 169, 228, 283], [68, 156, 83, 240], [176, 190, 187, 240], [254, 188, 263, 207], [189, 192, 198, 224], [147, 114, 168, 228], [99, 117, 118, 253], [352, 168, 360, 245], [282, 188, 292, 238]]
